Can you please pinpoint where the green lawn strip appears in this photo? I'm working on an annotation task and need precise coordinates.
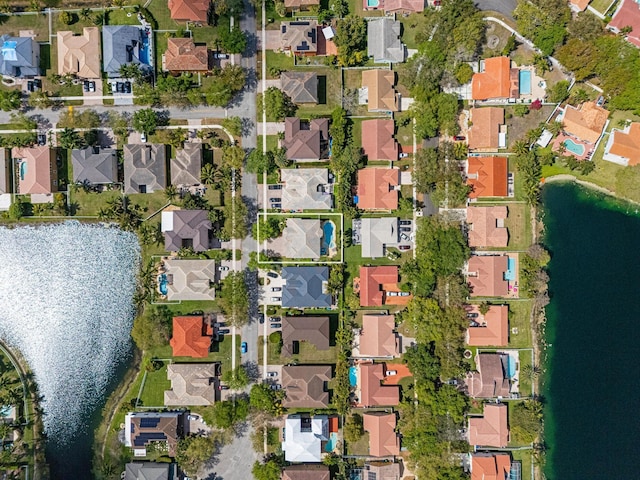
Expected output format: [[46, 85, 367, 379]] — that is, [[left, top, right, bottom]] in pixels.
[[107, 8, 141, 26], [0, 13, 49, 41], [345, 430, 369, 455], [127, 191, 169, 217], [154, 33, 168, 77], [53, 13, 97, 35], [511, 449, 533, 480], [138, 364, 171, 408], [285, 343, 338, 364], [506, 300, 533, 349], [258, 334, 283, 365], [517, 348, 533, 397], [146, 0, 181, 30], [265, 51, 294, 79], [590, 0, 615, 14], [399, 12, 430, 49], [70, 189, 121, 216]]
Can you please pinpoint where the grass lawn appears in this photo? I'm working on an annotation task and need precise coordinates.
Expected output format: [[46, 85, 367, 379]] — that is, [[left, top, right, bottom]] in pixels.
[[395, 111, 413, 148], [286, 343, 338, 364], [591, 0, 616, 14], [399, 13, 430, 49], [0, 13, 49, 41], [146, 0, 182, 30], [128, 191, 169, 218], [518, 349, 533, 397], [295, 67, 342, 117], [71, 189, 121, 216], [258, 334, 282, 365], [345, 431, 369, 455], [138, 363, 171, 407], [265, 51, 295, 79], [511, 449, 533, 480], [507, 300, 533, 349], [106, 8, 141, 26], [498, 202, 530, 251], [482, 22, 513, 58], [505, 105, 555, 148], [154, 33, 168, 77], [149, 334, 240, 375], [53, 12, 97, 35]]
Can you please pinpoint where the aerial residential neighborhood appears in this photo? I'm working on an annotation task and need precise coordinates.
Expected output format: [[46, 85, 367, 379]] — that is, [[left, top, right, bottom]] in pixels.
[[0, 0, 639, 478]]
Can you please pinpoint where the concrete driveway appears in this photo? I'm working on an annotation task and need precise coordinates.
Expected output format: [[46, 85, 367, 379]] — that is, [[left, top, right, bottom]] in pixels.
[[258, 270, 284, 306], [475, 0, 518, 20], [83, 79, 103, 106]]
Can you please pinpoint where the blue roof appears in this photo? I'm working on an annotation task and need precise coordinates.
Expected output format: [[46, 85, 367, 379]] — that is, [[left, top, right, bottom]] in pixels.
[[282, 267, 331, 308]]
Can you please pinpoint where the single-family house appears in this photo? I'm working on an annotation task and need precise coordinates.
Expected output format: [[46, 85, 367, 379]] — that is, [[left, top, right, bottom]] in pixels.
[[281, 21, 318, 56], [356, 168, 399, 210], [71, 147, 118, 185], [12, 147, 57, 195], [161, 209, 212, 252], [169, 315, 213, 358], [124, 462, 176, 480], [468, 403, 509, 448], [603, 122, 640, 166], [569, 0, 589, 11], [282, 266, 332, 308], [168, 0, 210, 23], [361, 69, 399, 112], [281, 168, 333, 210], [282, 465, 330, 480], [282, 414, 329, 462], [357, 314, 399, 358], [363, 412, 399, 457], [0, 35, 40, 78], [123, 144, 167, 194], [357, 362, 400, 407], [364, 462, 401, 480], [163, 259, 216, 301], [470, 453, 511, 480], [283, 0, 319, 12], [57, 28, 101, 79], [467, 206, 508, 248], [102, 26, 152, 78], [281, 71, 318, 104], [467, 156, 508, 199], [608, 0, 640, 47], [171, 142, 203, 186], [367, 18, 405, 64], [359, 265, 399, 307], [283, 117, 329, 161], [282, 315, 330, 357], [277, 218, 323, 259], [562, 101, 609, 144], [124, 411, 186, 456], [466, 353, 510, 398], [466, 305, 509, 347], [466, 255, 509, 297], [471, 57, 518, 101], [0, 149, 10, 194], [468, 108, 505, 151], [361, 119, 399, 161], [164, 363, 217, 406], [282, 365, 332, 408], [163, 38, 209, 73], [360, 217, 399, 258], [363, 0, 424, 14]]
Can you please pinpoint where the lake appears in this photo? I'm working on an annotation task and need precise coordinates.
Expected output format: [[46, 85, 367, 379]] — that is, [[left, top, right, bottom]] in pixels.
[[542, 183, 640, 478]]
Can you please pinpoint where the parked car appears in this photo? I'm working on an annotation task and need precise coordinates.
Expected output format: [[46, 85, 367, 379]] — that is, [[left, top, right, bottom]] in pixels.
[[399, 292, 411, 297], [88, 81, 96, 92], [398, 245, 411, 251], [596, 95, 605, 107], [270, 384, 282, 390], [111, 82, 117, 93], [400, 233, 410, 241], [259, 314, 265, 324], [241, 342, 247, 354], [270, 323, 282, 329], [272, 204, 282, 209], [399, 220, 412, 226], [454, 135, 466, 141], [33, 79, 42, 89], [386, 370, 397, 376], [270, 297, 281, 302], [140, 132, 147, 143], [269, 198, 281, 202], [37, 134, 46, 146], [82, 81, 89, 92], [124, 81, 132, 93], [218, 266, 230, 271], [218, 384, 230, 390], [266, 271, 278, 278], [269, 317, 280, 322], [271, 287, 282, 292], [387, 291, 399, 297], [268, 184, 283, 190], [399, 153, 409, 158], [214, 52, 230, 59], [116, 82, 124, 93], [400, 227, 412, 233], [218, 328, 230, 334], [267, 372, 278, 377]]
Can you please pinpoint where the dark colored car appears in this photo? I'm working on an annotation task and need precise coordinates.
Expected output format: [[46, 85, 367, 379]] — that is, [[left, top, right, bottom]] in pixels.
[[33, 79, 42, 88], [124, 81, 132, 93], [269, 198, 281, 202], [218, 328, 230, 334], [399, 220, 412, 226], [398, 245, 411, 251], [268, 184, 283, 190], [454, 135, 466, 141], [266, 271, 278, 278], [270, 323, 282, 329], [27, 81, 35, 92], [400, 227, 412, 233]]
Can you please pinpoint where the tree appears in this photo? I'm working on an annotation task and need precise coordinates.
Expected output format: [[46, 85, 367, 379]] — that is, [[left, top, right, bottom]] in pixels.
[[252, 458, 282, 480], [329, 0, 348, 17], [8, 196, 25, 220], [59, 11, 75, 25], [58, 128, 84, 149], [27, 90, 52, 109], [343, 413, 364, 443], [0, 90, 21, 111], [249, 383, 283, 415], [568, 11, 603, 42], [204, 396, 249, 429], [221, 116, 243, 137], [334, 16, 367, 66], [546, 80, 570, 104], [327, 264, 344, 294], [510, 400, 543, 444], [130, 305, 172, 350], [454, 63, 473, 85], [156, 128, 187, 149], [204, 64, 246, 107], [222, 196, 248, 239], [222, 145, 245, 169], [514, 104, 529, 117], [201, 163, 216, 184], [108, 111, 130, 139], [253, 216, 285, 242], [219, 271, 249, 325], [176, 435, 215, 477], [119, 63, 144, 82], [80, 7, 91, 19], [246, 149, 274, 174], [133, 108, 158, 135], [259, 87, 297, 121], [220, 27, 248, 54]]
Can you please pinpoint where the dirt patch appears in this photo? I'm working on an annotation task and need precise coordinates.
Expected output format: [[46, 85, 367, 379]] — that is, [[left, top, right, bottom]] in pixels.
[[505, 105, 555, 147]]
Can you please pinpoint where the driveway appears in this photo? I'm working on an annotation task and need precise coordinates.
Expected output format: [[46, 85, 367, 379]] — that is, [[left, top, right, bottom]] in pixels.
[[475, 0, 518, 20], [83, 79, 103, 106], [199, 423, 259, 480]]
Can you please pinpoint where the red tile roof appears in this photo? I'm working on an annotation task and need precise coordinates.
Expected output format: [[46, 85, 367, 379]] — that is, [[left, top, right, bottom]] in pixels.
[[361, 119, 399, 161], [170, 316, 212, 358], [471, 453, 511, 480], [609, 0, 640, 46], [468, 108, 505, 150], [12, 146, 55, 195], [359, 314, 398, 357], [359, 265, 398, 307], [356, 168, 399, 210], [466, 305, 509, 347], [164, 38, 209, 72], [467, 156, 508, 198], [468, 404, 509, 448], [472, 57, 512, 100], [607, 123, 640, 166], [467, 206, 508, 247], [467, 255, 509, 297], [168, 0, 210, 22], [358, 362, 399, 407], [363, 412, 399, 457]]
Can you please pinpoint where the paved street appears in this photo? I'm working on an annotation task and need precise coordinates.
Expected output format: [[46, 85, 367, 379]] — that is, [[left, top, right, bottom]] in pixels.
[[198, 424, 259, 480]]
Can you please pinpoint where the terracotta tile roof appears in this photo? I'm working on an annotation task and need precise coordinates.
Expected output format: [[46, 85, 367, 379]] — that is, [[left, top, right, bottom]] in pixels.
[[376, 0, 425, 14], [471, 453, 511, 480], [356, 168, 399, 210], [466, 353, 510, 398], [163, 38, 209, 72], [466, 305, 509, 347], [12, 146, 55, 195], [468, 404, 509, 448], [169, 316, 212, 358], [468, 108, 505, 150], [359, 314, 398, 357], [609, 0, 640, 46], [361, 119, 399, 161], [282, 365, 332, 408], [168, 0, 210, 22], [467, 156, 508, 198], [606, 123, 640, 166], [358, 362, 400, 406], [57, 28, 101, 78], [359, 265, 399, 306], [362, 69, 399, 112], [363, 412, 399, 457], [467, 206, 508, 247], [282, 315, 330, 356], [467, 255, 509, 297], [570, 0, 589, 10], [281, 465, 330, 480], [472, 57, 512, 100], [562, 101, 609, 144]]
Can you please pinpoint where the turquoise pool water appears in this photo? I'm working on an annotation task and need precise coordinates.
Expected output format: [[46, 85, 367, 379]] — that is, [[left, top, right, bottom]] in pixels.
[[325, 432, 338, 452], [367, 0, 379, 6], [504, 257, 516, 281], [323, 221, 336, 249], [519, 70, 532, 95], [0, 405, 12, 417], [19, 161, 26, 181], [505, 354, 517, 378], [564, 138, 585, 156], [349, 366, 357, 387], [158, 273, 168, 296]]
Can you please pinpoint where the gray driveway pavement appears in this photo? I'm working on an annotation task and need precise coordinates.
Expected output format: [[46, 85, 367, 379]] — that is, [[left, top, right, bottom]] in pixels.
[[198, 424, 260, 480]]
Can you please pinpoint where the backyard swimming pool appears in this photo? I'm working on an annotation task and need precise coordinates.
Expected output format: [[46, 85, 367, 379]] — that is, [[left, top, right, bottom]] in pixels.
[[158, 273, 168, 296], [367, 0, 379, 6], [506, 353, 517, 378], [564, 138, 585, 156], [504, 257, 516, 281], [519, 70, 532, 95], [325, 432, 338, 452], [349, 366, 357, 387], [323, 221, 336, 249], [19, 161, 26, 181]]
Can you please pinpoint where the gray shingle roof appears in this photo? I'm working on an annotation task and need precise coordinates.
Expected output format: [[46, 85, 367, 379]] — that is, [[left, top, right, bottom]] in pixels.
[[171, 142, 202, 186], [281, 168, 333, 210], [162, 209, 212, 252], [0, 149, 9, 194], [0, 35, 40, 77], [102, 25, 152, 77], [361, 217, 398, 258], [281, 71, 318, 104], [282, 266, 331, 308], [281, 316, 330, 356], [71, 147, 118, 185], [367, 18, 405, 64], [124, 462, 171, 480], [123, 144, 167, 194]]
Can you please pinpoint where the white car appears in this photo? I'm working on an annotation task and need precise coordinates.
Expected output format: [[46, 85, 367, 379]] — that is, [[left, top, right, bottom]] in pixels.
[[386, 370, 397, 376], [140, 132, 147, 143], [218, 266, 229, 271], [267, 371, 278, 377]]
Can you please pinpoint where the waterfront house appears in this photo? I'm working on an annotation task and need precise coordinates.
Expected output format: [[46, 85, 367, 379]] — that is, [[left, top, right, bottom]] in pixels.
[[123, 144, 167, 194], [466, 255, 510, 297], [470, 453, 511, 480], [124, 411, 186, 456], [161, 209, 212, 252], [72, 147, 118, 186], [163, 259, 216, 301], [466, 305, 509, 347], [169, 315, 213, 358], [164, 363, 217, 406], [466, 352, 510, 398], [468, 403, 509, 448], [466, 206, 508, 248]]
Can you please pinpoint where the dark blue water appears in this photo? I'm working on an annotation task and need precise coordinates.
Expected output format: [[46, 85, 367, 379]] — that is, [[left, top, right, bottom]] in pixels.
[[542, 183, 640, 479]]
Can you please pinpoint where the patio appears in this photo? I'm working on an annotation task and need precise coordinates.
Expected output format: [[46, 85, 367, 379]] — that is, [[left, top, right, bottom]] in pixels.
[[551, 132, 593, 161]]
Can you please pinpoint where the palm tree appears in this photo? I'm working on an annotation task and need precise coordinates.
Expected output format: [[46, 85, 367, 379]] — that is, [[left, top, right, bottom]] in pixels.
[[511, 140, 530, 156], [165, 185, 177, 202], [547, 120, 564, 136], [80, 7, 91, 19], [200, 163, 215, 185]]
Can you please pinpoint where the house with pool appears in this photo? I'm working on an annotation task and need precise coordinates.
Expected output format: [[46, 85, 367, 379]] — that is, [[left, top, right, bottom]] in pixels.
[[282, 414, 332, 462], [466, 254, 519, 298], [362, 0, 424, 15], [12, 146, 57, 200], [465, 352, 513, 398], [471, 56, 545, 103], [160, 258, 217, 301], [102, 25, 154, 78], [552, 101, 609, 160]]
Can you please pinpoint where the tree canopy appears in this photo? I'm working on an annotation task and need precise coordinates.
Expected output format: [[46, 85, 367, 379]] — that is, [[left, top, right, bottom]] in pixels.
[[219, 271, 249, 325], [334, 16, 367, 66]]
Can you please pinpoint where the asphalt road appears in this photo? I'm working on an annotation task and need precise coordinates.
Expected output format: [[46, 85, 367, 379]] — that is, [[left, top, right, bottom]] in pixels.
[[475, 0, 518, 20], [198, 423, 259, 480]]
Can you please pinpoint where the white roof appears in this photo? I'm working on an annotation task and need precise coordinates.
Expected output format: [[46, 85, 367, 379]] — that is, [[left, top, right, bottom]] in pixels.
[[283, 415, 328, 462], [361, 217, 398, 258], [322, 26, 334, 40], [536, 129, 553, 148], [161, 211, 174, 232]]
